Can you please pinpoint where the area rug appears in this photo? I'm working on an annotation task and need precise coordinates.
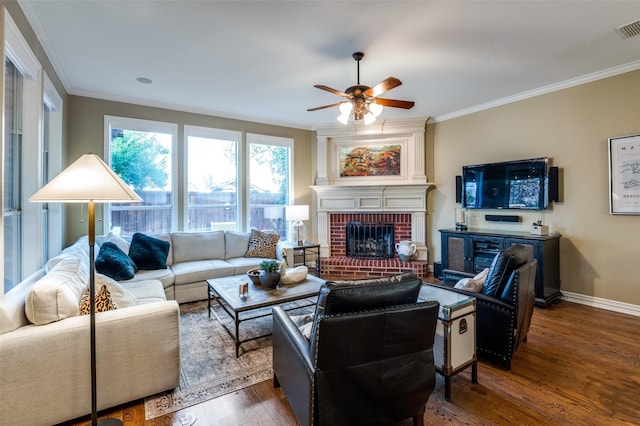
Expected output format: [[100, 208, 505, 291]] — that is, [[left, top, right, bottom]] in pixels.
[[144, 299, 312, 419]]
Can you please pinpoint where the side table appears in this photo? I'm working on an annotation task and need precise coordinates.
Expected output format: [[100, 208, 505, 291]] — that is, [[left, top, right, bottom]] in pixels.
[[281, 241, 320, 272], [419, 285, 477, 401]]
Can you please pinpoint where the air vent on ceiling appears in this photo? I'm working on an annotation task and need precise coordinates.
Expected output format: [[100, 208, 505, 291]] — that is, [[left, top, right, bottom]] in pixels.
[[616, 20, 640, 39]]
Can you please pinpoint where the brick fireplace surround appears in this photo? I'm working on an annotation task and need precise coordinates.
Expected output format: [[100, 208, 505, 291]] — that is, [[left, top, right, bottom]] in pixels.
[[322, 212, 429, 278]]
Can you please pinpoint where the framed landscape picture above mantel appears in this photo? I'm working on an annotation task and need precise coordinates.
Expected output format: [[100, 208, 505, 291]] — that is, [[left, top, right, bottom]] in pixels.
[[332, 139, 408, 183], [609, 134, 640, 215]]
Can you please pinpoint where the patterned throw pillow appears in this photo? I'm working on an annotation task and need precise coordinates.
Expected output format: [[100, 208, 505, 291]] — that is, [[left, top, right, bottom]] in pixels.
[[245, 229, 279, 259], [79, 285, 116, 315]]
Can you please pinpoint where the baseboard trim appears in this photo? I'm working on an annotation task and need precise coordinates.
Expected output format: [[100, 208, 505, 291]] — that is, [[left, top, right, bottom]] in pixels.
[[562, 291, 640, 317]]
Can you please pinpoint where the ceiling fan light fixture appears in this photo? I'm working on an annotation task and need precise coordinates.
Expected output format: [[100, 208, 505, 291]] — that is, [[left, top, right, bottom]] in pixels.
[[339, 101, 353, 114], [369, 102, 383, 117], [337, 113, 350, 125]]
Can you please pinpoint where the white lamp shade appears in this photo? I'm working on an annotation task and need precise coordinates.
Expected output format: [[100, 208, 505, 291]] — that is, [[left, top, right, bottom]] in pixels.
[[369, 102, 383, 117], [339, 102, 353, 114], [285, 205, 309, 221], [29, 153, 142, 203]]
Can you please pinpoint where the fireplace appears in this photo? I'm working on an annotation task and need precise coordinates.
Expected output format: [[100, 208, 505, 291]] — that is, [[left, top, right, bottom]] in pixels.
[[346, 222, 395, 259], [318, 212, 429, 279]]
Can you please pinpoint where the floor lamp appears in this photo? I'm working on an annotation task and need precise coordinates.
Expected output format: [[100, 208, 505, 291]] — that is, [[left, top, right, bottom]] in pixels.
[[29, 153, 142, 426]]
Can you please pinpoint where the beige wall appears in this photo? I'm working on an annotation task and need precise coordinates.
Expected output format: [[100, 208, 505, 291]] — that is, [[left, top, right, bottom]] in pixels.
[[66, 96, 315, 246], [430, 69, 640, 305]]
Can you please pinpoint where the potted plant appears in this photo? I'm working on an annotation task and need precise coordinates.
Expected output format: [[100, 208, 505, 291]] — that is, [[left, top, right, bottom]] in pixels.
[[258, 259, 281, 288]]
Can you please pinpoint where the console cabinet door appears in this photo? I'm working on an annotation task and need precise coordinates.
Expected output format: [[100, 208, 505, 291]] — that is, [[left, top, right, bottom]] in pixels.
[[442, 234, 468, 272]]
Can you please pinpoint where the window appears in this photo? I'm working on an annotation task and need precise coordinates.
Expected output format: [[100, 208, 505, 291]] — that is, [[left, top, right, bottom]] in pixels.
[[105, 116, 177, 235], [3, 59, 23, 293], [185, 126, 240, 232], [247, 134, 292, 238]]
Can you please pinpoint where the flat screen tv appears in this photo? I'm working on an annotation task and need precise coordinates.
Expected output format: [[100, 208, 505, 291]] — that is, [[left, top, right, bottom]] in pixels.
[[462, 157, 549, 210]]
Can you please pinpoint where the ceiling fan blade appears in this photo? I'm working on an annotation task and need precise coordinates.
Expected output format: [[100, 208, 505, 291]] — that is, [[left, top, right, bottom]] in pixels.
[[307, 102, 345, 112], [364, 77, 402, 97], [374, 98, 415, 109], [314, 85, 351, 98]]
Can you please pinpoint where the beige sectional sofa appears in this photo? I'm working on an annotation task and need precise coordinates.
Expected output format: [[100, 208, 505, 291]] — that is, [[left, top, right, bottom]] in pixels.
[[0, 246, 180, 426], [0, 229, 283, 425], [98, 229, 286, 303]]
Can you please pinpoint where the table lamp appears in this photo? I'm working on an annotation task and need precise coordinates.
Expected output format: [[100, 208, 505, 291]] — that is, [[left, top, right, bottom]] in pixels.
[[29, 153, 142, 426], [285, 205, 309, 246]]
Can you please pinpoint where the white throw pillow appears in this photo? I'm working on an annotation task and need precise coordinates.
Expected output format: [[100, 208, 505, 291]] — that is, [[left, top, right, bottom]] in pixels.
[[454, 268, 489, 293], [106, 232, 131, 254], [95, 274, 138, 308], [25, 257, 88, 325]]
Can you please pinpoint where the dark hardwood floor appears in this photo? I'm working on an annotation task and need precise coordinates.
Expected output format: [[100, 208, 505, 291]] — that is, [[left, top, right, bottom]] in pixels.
[[62, 295, 640, 426]]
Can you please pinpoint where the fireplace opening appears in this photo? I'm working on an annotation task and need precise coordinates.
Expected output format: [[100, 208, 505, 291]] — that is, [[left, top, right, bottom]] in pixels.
[[346, 222, 395, 259]]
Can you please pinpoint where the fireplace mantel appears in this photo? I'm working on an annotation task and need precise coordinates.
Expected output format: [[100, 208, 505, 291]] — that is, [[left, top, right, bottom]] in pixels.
[[311, 118, 435, 263], [311, 184, 434, 213]]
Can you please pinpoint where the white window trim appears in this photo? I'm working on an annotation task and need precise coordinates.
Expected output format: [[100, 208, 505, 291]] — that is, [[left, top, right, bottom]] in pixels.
[[104, 115, 178, 234], [1, 6, 44, 294], [43, 73, 63, 258], [183, 125, 242, 231]]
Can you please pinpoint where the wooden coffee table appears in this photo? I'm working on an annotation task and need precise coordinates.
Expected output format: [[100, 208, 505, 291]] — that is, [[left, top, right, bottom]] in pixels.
[[207, 274, 325, 357]]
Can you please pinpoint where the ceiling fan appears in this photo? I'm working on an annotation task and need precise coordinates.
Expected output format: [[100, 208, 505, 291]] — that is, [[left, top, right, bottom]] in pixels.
[[308, 52, 415, 124]]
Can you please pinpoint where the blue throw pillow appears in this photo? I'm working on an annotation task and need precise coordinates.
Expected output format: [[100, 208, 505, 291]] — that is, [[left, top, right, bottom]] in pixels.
[[95, 242, 137, 281], [128, 232, 170, 270]]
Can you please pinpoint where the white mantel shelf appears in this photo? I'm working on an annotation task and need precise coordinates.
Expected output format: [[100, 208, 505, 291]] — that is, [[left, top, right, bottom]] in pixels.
[[311, 184, 435, 212]]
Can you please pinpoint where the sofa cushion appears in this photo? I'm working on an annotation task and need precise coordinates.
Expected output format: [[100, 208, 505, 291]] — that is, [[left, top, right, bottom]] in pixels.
[[483, 244, 530, 297], [129, 233, 170, 270], [119, 279, 167, 304], [225, 256, 271, 273], [24, 257, 88, 325], [79, 284, 116, 315], [171, 231, 225, 263], [0, 275, 37, 335], [105, 232, 131, 254], [119, 268, 175, 290], [170, 259, 236, 285], [225, 231, 251, 259], [245, 229, 279, 259], [95, 242, 137, 281], [95, 274, 138, 308]]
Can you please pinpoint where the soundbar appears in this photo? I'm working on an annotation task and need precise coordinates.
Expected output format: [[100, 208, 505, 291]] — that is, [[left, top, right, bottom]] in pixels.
[[485, 214, 521, 222]]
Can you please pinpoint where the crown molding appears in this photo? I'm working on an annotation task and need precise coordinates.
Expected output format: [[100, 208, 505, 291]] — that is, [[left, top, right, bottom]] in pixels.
[[433, 59, 640, 123]]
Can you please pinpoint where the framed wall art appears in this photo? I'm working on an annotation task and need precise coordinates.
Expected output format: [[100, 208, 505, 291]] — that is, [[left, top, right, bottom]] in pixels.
[[331, 139, 408, 183], [608, 134, 640, 214]]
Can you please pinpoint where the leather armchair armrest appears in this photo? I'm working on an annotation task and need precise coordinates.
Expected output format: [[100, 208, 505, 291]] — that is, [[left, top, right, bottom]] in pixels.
[[272, 306, 315, 426], [442, 269, 475, 281]]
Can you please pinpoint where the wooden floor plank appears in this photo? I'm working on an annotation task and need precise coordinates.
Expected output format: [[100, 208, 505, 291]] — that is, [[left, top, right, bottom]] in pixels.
[[59, 299, 640, 426]]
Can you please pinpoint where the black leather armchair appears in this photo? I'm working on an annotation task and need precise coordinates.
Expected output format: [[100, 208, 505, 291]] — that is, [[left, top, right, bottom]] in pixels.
[[430, 244, 537, 370], [272, 273, 440, 426]]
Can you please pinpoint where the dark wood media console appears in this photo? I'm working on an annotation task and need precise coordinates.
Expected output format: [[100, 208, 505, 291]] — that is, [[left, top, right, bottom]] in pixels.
[[439, 228, 562, 308]]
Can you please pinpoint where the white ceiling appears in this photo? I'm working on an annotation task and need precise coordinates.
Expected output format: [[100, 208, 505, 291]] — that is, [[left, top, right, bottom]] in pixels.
[[17, 0, 640, 130]]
